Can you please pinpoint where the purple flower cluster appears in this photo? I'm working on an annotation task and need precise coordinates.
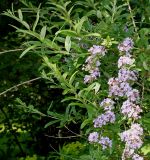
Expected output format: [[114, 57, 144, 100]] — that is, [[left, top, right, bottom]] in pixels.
[[120, 123, 143, 149], [108, 77, 132, 97], [118, 69, 138, 82], [118, 37, 134, 53], [93, 111, 115, 128], [121, 100, 142, 119], [98, 136, 112, 150], [88, 132, 99, 143], [132, 154, 143, 160], [86, 38, 143, 159], [117, 38, 143, 160], [83, 45, 106, 83], [127, 89, 140, 102], [100, 98, 115, 111], [121, 123, 143, 159], [88, 132, 112, 150], [118, 55, 135, 68]]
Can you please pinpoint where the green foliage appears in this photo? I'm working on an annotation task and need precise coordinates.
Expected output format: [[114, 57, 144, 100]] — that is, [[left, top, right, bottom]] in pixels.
[[0, 0, 150, 159]]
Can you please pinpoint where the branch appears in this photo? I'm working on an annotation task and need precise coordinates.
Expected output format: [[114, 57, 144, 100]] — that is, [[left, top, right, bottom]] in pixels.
[[0, 77, 41, 97]]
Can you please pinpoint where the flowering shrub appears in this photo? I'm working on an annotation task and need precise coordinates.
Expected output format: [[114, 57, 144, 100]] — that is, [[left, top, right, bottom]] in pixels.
[[2, 0, 150, 159]]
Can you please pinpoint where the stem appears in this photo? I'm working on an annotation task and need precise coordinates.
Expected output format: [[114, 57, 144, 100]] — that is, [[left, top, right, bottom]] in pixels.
[[0, 77, 41, 97], [127, 0, 139, 38]]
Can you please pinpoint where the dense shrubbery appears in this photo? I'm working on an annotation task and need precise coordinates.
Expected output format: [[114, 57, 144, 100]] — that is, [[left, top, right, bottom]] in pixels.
[[0, 0, 150, 159]]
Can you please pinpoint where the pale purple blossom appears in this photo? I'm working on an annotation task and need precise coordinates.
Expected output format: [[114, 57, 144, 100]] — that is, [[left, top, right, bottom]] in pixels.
[[130, 123, 143, 136], [127, 89, 140, 102], [132, 154, 143, 160], [84, 68, 100, 83], [88, 45, 106, 56], [88, 132, 99, 143], [120, 123, 143, 150], [100, 98, 115, 111], [83, 45, 106, 83], [84, 75, 93, 83], [118, 37, 134, 52], [122, 147, 135, 160], [108, 78, 132, 97], [118, 56, 135, 68], [93, 111, 115, 128], [118, 69, 138, 82], [121, 100, 142, 119], [90, 68, 100, 78], [98, 136, 112, 150]]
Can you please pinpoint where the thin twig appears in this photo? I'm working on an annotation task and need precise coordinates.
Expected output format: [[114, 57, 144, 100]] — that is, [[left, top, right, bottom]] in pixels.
[[127, 0, 139, 38], [0, 77, 41, 97], [64, 125, 81, 136], [135, 82, 150, 92], [45, 134, 83, 139], [0, 48, 24, 55]]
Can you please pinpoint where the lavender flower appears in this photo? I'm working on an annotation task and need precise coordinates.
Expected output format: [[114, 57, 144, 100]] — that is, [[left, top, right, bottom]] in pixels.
[[88, 132, 99, 143], [88, 45, 106, 56], [100, 98, 115, 111], [83, 45, 106, 83], [122, 147, 135, 160], [121, 100, 142, 119], [108, 78, 132, 97], [118, 37, 134, 52], [132, 154, 143, 160], [93, 111, 115, 128], [98, 136, 112, 150], [118, 69, 138, 82], [126, 89, 140, 102], [84, 75, 93, 83], [130, 123, 143, 136], [118, 56, 135, 68], [120, 123, 143, 150]]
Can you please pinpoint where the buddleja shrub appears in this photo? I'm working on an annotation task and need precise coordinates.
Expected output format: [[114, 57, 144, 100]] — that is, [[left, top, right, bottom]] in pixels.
[[3, 0, 150, 159]]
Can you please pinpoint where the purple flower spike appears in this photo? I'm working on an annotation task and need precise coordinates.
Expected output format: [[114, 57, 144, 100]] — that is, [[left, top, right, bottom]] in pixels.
[[118, 37, 134, 53], [98, 136, 112, 150], [88, 45, 106, 56], [88, 132, 99, 143]]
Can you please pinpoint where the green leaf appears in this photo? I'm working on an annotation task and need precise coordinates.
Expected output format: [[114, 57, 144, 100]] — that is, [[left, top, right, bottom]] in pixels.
[[69, 71, 78, 85], [65, 36, 71, 52], [81, 118, 92, 129], [47, 111, 63, 119], [93, 82, 101, 94], [68, 102, 85, 108], [22, 21, 30, 30], [33, 9, 40, 31], [40, 26, 47, 40], [74, 16, 87, 34], [85, 33, 101, 37], [44, 120, 60, 128], [20, 44, 38, 58], [18, 9, 23, 21], [55, 30, 77, 37]]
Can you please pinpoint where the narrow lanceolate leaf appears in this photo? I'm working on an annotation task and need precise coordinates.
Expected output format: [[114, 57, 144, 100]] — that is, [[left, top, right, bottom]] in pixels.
[[40, 26, 47, 40], [55, 30, 77, 37], [18, 9, 23, 21], [20, 45, 37, 58], [65, 36, 71, 52], [81, 118, 92, 129], [33, 10, 40, 31], [69, 71, 78, 85], [44, 120, 60, 128], [74, 16, 87, 34], [22, 21, 30, 30]]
